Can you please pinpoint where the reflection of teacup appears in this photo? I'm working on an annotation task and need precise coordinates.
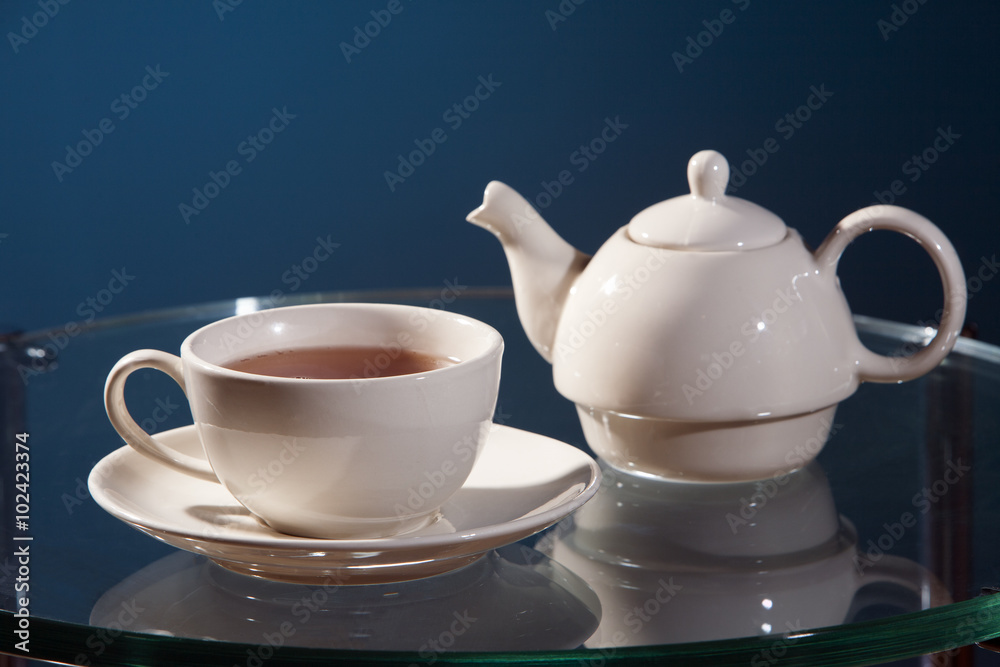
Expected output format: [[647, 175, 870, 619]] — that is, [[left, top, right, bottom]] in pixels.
[[104, 303, 503, 539], [543, 463, 950, 646]]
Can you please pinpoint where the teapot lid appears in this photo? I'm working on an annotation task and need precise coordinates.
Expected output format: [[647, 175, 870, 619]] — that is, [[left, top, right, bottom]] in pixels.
[[627, 150, 787, 251]]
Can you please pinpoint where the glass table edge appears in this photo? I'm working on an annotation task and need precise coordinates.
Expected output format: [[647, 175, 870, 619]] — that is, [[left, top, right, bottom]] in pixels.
[[3, 287, 517, 343], [3, 594, 1000, 666], [6, 287, 1000, 365]]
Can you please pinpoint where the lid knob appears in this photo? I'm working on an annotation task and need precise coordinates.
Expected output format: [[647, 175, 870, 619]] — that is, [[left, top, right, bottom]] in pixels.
[[625, 149, 788, 251], [688, 150, 729, 201]]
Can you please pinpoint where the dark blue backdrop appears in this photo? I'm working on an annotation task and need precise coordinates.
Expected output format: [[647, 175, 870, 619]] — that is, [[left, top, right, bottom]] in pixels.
[[3, 0, 998, 345]]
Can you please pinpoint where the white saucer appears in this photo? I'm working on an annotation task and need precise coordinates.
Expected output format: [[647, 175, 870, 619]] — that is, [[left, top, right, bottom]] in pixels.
[[89, 424, 601, 584]]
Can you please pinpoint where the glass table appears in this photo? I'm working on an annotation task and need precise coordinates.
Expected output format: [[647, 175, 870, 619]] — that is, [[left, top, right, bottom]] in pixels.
[[2, 288, 1000, 666]]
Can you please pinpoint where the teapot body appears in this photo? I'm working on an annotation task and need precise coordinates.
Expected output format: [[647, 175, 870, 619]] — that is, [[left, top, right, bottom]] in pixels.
[[553, 227, 859, 423], [550, 227, 861, 480]]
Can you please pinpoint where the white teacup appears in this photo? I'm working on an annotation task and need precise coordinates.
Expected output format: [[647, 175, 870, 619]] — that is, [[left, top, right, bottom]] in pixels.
[[104, 303, 503, 539]]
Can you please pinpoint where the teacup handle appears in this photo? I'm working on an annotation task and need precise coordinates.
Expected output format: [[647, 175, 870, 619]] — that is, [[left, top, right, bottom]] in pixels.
[[814, 205, 967, 383], [104, 349, 218, 482]]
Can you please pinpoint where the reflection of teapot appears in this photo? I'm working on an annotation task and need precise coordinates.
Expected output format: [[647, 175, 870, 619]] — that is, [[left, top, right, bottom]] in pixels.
[[540, 462, 950, 647], [468, 150, 967, 480]]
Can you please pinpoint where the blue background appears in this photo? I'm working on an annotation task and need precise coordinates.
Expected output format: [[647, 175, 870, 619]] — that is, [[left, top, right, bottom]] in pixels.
[[2, 0, 998, 344]]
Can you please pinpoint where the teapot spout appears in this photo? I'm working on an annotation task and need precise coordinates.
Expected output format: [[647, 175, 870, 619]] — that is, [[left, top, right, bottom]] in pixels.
[[467, 181, 590, 363]]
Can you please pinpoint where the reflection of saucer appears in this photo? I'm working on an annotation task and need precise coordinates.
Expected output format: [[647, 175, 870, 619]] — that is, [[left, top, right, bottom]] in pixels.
[[89, 424, 600, 584], [90, 546, 601, 651]]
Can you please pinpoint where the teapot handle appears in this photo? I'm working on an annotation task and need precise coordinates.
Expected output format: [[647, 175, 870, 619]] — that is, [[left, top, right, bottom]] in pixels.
[[814, 205, 967, 383]]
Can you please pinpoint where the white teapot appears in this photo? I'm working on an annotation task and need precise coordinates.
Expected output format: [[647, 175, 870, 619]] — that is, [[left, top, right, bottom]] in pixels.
[[467, 150, 967, 481]]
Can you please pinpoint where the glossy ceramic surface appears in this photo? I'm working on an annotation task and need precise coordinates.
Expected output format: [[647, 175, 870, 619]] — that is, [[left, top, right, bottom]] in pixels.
[[88, 423, 601, 584], [468, 151, 968, 480], [543, 461, 949, 646], [104, 303, 504, 538]]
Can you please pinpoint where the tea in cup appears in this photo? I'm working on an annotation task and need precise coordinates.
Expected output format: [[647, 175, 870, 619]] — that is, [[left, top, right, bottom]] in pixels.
[[104, 303, 503, 539]]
